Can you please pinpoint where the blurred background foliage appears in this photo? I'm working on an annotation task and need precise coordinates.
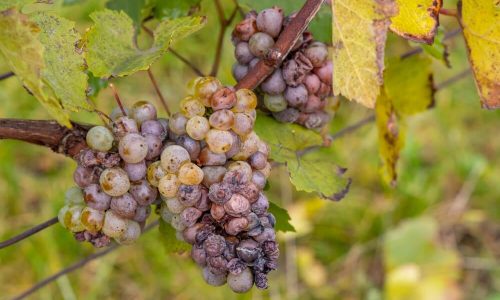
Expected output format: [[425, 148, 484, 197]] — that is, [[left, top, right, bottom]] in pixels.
[[0, 0, 499, 299]]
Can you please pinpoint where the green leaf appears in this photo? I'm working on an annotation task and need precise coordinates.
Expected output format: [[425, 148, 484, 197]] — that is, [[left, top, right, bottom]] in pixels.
[[390, 0, 441, 44], [254, 113, 323, 163], [384, 54, 434, 116], [375, 91, 406, 186], [32, 12, 91, 111], [85, 9, 206, 78], [332, 0, 398, 108], [269, 201, 295, 232], [309, 5, 332, 44], [154, 0, 201, 19], [458, 0, 500, 109], [106, 0, 146, 27], [255, 114, 350, 200], [287, 147, 351, 201], [86, 71, 108, 98], [418, 27, 450, 67], [158, 219, 190, 253], [0, 9, 71, 127]]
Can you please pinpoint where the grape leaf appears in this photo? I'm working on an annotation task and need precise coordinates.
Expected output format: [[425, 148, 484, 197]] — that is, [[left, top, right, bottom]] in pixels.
[[154, 0, 201, 19], [376, 53, 434, 185], [269, 201, 295, 232], [288, 147, 351, 201], [254, 114, 350, 200], [375, 91, 406, 186], [0, 9, 71, 127], [106, 0, 146, 27], [390, 0, 442, 44], [419, 27, 450, 67], [384, 54, 434, 116], [158, 219, 190, 253], [332, 0, 398, 108], [85, 9, 206, 78], [254, 113, 323, 163], [86, 71, 108, 98], [32, 12, 91, 111], [458, 0, 500, 109]]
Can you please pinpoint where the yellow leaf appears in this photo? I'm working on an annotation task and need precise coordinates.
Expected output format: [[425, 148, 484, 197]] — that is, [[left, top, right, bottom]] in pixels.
[[376, 90, 406, 185], [458, 0, 500, 109], [390, 0, 442, 44], [332, 0, 398, 108]]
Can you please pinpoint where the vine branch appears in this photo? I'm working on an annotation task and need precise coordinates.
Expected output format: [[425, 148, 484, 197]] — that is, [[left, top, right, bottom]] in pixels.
[[210, 1, 239, 76], [0, 71, 14, 80], [235, 0, 324, 90], [0, 119, 89, 158]]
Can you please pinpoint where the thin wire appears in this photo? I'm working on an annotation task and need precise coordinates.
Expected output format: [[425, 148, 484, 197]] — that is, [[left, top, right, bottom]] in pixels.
[[0, 217, 58, 250], [11, 220, 160, 300]]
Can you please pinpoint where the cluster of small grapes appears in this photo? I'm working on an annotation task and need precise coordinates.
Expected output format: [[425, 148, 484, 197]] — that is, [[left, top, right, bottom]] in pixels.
[[157, 77, 279, 293], [58, 101, 166, 247], [232, 7, 333, 129]]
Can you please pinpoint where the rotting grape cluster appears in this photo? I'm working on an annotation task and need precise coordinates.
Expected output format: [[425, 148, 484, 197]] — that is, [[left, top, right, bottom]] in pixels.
[[58, 77, 278, 293], [232, 7, 333, 129]]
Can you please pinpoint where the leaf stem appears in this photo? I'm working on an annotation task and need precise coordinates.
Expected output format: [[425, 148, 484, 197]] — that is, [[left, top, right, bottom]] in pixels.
[[147, 68, 171, 116], [439, 8, 458, 17], [0, 217, 58, 250], [109, 83, 127, 117], [210, 0, 239, 76]]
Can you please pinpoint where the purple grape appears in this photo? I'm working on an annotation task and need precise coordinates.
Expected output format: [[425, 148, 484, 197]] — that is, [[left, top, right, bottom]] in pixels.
[[141, 120, 166, 139], [303, 73, 321, 94], [248, 32, 274, 58], [256, 7, 284, 38], [178, 184, 202, 206], [272, 107, 300, 123], [181, 207, 203, 227], [133, 205, 151, 222], [110, 193, 138, 219], [284, 84, 308, 107], [198, 147, 227, 166], [144, 134, 162, 160], [83, 184, 111, 211], [304, 41, 329, 67], [123, 161, 147, 182], [175, 135, 201, 161], [113, 116, 139, 138], [261, 69, 286, 95], [232, 63, 249, 81], [235, 42, 254, 64], [313, 60, 333, 85], [251, 193, 269, 216], [73, 165, 98, 188], [129, 179, 158, 206]]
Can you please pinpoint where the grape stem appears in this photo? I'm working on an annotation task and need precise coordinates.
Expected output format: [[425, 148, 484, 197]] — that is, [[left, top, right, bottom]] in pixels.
[[235, 0, 324, 90], [109, 83, 127, 117], [0, 217, 58, 250], [147, 69, 171, 116], [0, 71, 14, 81], [210, 0, 239, 76]]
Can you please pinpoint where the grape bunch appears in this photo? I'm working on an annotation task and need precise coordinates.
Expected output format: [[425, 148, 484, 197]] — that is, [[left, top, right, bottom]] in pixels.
[[58, 101, 166, 247], [157, 77, 279, 292], [232, 7, 333, 129]]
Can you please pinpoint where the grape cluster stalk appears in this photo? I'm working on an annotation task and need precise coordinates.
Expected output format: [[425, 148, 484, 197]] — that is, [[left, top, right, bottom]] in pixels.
[[58, 77, 278, 292], [232, 7, 333, 129]]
